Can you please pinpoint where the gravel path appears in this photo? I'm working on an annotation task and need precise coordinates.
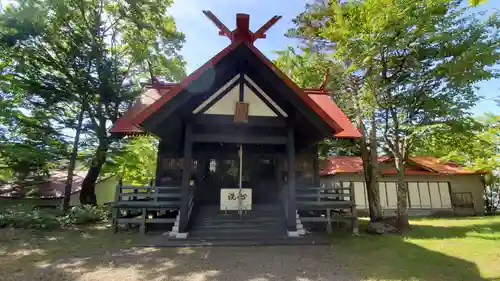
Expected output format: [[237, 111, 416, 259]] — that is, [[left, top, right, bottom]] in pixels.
[[11, 246, 359, 281]]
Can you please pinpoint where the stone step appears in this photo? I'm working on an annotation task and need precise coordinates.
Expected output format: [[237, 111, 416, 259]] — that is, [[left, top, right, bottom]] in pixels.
[[142, 235, 329, 247], [194, 222, 285, 231], [196, 216, 285, 223], [189, 229, 286, 239], [198, 216, 284, 221], [193, 229, 285, 235]]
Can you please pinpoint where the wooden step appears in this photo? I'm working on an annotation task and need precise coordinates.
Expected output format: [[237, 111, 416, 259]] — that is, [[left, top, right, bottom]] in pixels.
[[297, 201, 352, 209], [189, 229, 286, 239]]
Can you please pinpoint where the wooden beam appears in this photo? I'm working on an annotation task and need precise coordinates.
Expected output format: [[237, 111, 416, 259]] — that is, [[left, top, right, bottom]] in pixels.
[[179, 123, 193, 233], [243, 79, 287, 118], [192, 115, 286, 127], [154, 141, 163, 186], [202, 10, 232, 39], [287, 126, 297, 231], [195, 78, 240, 115], [239, 73, 244, 102], [192, 133, 287, 144], [253, 16, 282, 40]]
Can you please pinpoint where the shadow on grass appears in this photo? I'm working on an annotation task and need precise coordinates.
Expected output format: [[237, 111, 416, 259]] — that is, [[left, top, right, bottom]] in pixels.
[[327, 219, 500, 281], [0, 224, 352, 281], [405, 222, 500, 240], [0, 220, 499, 281]]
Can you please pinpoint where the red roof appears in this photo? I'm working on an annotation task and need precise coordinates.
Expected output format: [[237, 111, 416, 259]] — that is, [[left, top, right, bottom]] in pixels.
[[0, 171, 114, 199], [111, 87, 175, 134], [110, 13, 360, 138], [0, 170, 87, 198], [320, 156, 483, 176]]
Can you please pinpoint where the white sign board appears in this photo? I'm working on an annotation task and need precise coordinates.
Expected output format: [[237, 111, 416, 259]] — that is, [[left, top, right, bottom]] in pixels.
[[220, 188, 252, 211]]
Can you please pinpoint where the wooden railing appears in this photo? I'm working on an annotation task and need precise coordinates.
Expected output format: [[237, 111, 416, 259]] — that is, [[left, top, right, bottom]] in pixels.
[[296, 181, 357, 234], [111, 180, 181, 234]]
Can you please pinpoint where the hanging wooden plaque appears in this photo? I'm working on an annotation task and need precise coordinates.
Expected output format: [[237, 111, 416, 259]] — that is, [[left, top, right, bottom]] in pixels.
[[234, 102, 249, 123]]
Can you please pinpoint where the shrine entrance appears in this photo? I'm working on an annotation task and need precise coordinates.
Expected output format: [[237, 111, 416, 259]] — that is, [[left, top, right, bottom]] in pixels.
[[195, 143, 282, 212]]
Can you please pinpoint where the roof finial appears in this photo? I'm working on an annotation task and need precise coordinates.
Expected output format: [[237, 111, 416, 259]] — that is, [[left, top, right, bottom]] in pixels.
[[202, 11, 282, 44]]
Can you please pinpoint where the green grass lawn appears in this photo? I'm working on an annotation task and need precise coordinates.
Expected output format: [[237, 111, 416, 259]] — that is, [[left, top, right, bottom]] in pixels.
[[0, 216, 499, 281], [331, 216, 500, 281]]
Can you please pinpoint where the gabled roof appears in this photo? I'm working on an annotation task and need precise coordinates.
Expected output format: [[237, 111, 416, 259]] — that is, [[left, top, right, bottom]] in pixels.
[[111, 86, 175, 134], [0, 170, 86, 198], [110, 12, 361, 139], [319, 156, 484, 176]]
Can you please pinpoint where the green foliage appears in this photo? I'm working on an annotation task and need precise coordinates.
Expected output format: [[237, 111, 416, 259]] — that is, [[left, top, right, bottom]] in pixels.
[[289, 0, 500, 225], [273, 47, 360, 158], [413, 114, 499, 171], [0, 0, 185, 203], [0, 165, 13, 182], [274, 46, 335, 88], [470, 0, 487, 5], [103, 135, 158, 185], [0, 205, 61, 229], [62, 205, 111, 225], [412, 114, 500, 214], [0, 204, 110, 229], [291, 0, 499, 146], [0, 89, 69, 183]]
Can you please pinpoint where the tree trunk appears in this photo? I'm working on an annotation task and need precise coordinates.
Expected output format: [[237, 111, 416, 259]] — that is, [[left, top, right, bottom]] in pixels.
[[394, 154, 410, 229], [365, 114, 383, 221], [79, 138, 108, 205], [62, 107, 85, 212], [355, 99, 382, 222]]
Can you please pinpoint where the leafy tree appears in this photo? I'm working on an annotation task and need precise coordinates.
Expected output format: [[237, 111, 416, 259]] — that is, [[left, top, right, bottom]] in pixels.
[[0, 92, 68, 188], [274, 46, 383, 221], [0, 0, 185, 204], [290, 0, 500, 228], [413, 114, 500, 214], [102, 135, 159, 185], [274, 46, 332, 88], [287, 2, 385, 222], [470, 0, 487, 6], [274, 46, 360, 156]]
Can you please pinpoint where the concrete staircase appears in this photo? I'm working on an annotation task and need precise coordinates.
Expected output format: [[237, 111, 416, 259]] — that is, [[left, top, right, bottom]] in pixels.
[[189, 204, 288, 240]]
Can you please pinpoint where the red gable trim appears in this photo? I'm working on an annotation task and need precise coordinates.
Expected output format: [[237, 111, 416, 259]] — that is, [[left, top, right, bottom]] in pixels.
[[307, 94, 361, 138], [110, 87, 174, 134], [130, 43, 240, 127], [111, 12, 360, 137], [124, 41, 360, 138], [410, 156, 487, 175], [242, 41, 361, 138]]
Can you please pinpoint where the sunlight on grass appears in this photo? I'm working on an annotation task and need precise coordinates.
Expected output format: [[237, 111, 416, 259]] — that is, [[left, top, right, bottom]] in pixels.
[[333, 216, 500, 281]]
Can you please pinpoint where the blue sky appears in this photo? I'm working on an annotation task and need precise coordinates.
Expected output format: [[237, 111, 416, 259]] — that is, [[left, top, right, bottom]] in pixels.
[[169, 0, 500, 116]]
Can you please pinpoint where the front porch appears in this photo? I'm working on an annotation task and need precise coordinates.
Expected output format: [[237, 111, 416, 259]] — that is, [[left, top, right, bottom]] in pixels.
[[110, 133, 358, 241]]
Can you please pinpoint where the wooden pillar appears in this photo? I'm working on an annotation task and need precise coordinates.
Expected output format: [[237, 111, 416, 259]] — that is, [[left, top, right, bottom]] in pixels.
[[154, 141, 163, 186], [313, 144, 320, 187], [275, 156, 282, 195], [179, 123, 193, 233], [287, 126, 297, 231]]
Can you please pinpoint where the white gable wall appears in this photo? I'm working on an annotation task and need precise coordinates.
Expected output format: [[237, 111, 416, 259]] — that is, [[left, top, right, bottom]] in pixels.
[[243, 84, 276, 117], [193, 74, 286, 117], [204, 85, 241, 115]]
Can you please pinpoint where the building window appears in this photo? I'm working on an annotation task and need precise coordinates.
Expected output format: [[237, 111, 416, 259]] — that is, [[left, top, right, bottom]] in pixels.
[[353, 181, 452, 209]]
